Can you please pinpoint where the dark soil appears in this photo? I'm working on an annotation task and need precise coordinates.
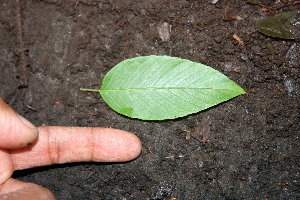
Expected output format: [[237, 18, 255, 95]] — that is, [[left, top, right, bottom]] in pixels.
[[1, 0, 299, 199]]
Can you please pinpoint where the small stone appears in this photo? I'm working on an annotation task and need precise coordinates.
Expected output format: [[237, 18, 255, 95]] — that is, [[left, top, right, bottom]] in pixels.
[[157, 22, 171, 42]]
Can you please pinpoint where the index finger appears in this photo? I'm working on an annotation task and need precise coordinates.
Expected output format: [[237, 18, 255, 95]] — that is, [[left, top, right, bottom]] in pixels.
[[9, 126, 142, 170]]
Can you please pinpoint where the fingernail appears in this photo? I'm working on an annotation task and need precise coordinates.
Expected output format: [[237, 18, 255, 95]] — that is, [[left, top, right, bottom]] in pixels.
[[17, 114, 36, 129]]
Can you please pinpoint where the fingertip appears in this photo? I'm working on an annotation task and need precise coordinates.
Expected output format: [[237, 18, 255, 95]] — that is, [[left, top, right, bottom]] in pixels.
[[16, 114, 37, 130], [93, 128, 142, 162], [0, 98, 38, 149], [17, 113, 38, 138], [15, 114, 39, 147], [119, 130, 142, 161]]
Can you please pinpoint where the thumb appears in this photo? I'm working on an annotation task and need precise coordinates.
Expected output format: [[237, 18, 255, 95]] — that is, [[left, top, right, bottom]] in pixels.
[[0, 98, 38, 149], [0, 178, 56, 200]]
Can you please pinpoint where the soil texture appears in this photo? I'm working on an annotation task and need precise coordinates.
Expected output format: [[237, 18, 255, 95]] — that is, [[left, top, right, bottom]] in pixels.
[[0, 0, 299, 199]]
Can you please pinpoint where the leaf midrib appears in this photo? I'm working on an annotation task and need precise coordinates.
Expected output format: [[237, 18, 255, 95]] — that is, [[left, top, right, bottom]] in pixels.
[[100, 87, 215, 92]]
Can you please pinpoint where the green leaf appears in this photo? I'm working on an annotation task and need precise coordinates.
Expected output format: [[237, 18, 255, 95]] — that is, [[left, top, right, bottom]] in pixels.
[[81, 56, 245, 120], [257, 10, 300, 39]]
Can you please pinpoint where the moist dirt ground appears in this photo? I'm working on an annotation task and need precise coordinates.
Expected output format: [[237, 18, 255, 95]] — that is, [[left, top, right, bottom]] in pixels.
[[0, 0, 299, 199]]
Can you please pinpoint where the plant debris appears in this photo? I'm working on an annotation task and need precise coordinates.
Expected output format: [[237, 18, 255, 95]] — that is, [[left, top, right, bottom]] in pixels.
[[157, 22, 171, 42], [257, 10, 300, 39], [186, 117, 212, 142]]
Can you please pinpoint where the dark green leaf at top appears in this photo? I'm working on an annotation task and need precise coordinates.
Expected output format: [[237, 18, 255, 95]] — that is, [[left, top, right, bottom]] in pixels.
[[257, 10, 300, 40]]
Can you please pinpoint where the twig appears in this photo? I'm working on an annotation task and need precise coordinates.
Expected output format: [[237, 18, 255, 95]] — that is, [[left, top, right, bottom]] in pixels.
[[16, 0, 28, 86], [233, 34, 246, 51]]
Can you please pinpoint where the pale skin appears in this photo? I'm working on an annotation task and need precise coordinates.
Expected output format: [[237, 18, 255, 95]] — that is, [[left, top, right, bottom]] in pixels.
[[0, 98, 142, 200]]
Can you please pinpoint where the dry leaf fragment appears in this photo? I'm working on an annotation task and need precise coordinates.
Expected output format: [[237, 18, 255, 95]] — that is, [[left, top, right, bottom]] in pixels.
[[157, 22, 171, 42], [223, 5, 238, 21], [198, 117, 212, 142], [186, 117, 212, 142]]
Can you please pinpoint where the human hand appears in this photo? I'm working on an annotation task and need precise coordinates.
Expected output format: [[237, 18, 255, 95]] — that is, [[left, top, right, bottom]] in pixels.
[[0, 98, 142, 200]]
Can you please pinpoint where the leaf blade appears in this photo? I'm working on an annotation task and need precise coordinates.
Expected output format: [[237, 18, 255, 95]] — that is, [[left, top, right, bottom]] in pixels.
[[257, 10, 300, 39], [100, 55, 245, 120]]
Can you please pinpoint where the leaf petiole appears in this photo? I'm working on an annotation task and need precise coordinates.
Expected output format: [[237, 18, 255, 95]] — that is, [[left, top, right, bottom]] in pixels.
[[80, 88, 100, 92]]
